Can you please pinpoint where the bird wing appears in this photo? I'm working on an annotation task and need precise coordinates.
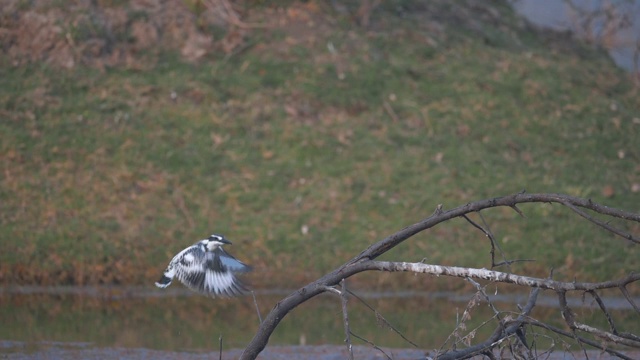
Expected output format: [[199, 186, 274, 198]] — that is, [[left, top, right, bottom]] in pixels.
[[173, 246, 207, 291], [173, 246, 249, 297], [209, 248, 252, 273]]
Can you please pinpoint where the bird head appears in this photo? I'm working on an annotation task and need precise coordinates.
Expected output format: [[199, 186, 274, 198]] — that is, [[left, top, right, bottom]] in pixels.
[[203, 234, 231, 251]]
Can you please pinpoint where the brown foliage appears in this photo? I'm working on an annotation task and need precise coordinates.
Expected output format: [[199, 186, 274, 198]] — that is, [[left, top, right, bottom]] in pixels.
[[0, 0, 245, 68]]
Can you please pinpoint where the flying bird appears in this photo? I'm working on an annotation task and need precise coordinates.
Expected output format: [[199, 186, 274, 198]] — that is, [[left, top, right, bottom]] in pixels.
[[155, 234, 251, 297]]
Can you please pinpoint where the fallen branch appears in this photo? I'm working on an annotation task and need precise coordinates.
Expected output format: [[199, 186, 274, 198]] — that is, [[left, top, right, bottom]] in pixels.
[[240, 193, 639, 359]]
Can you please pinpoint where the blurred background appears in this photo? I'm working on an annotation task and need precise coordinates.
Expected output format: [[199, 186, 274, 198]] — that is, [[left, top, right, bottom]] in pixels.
[[1, 0, 639, 357]]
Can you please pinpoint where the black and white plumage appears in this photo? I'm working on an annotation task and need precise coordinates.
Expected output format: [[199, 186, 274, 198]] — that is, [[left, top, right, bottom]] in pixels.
[[155, 234, 251, 297]]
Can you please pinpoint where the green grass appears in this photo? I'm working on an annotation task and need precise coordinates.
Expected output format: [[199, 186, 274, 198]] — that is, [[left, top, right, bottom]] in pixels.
[[1, 0, 638, 290]]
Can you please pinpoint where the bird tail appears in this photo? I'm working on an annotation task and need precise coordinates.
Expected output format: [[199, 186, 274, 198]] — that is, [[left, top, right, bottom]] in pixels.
[[155, 275, 172, 288]]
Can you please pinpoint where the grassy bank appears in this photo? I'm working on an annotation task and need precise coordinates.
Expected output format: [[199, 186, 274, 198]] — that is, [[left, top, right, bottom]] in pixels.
[[1, 1, 638, 290]]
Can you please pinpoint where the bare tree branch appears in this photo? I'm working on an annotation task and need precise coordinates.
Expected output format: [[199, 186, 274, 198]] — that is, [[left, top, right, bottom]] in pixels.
[[357, 261, 640, 291], [240, 193, 639, 359]]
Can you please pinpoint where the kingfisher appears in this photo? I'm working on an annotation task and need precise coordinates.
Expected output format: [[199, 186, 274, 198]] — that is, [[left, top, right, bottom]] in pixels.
[[155, 234, 251, 297]]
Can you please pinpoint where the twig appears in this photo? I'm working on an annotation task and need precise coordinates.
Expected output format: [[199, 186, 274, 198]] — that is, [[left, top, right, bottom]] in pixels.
[[461, 214, 496, 265], [525, 318, 636, 360], [557, 290, 590, 359], [476, 212, 503, 268], [559, 290, 640, 348], [321, 283, 393, 359], [219, 335, 223, 360], [437, 291, 497, 354], [345, 289, 419, 348], [319, 284, 355, 358], [340, 279, 354, 360], [251, 291, 263, 324], [510, 204, 525, 218], [436, 288, 541, 360], [573, 321, 640, 348], [348, 331, 393, 360], [587, 290, 617, 334], [465, 277, 501, 318], [462, 213, 533, 269], [560, 201, 639, 244], [478, 212, 534, 268], [619, 285, 640, 314]]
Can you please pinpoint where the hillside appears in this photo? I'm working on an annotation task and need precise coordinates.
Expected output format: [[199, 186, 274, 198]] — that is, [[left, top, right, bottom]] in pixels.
[[1, 0, 638, 290]]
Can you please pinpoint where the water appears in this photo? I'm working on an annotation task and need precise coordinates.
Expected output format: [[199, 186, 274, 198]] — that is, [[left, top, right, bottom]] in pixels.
[[1, 286, 638, 358]]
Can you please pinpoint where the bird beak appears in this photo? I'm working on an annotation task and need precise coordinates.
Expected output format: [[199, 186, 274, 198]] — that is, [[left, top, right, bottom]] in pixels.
[[220, 238, 232, 245]]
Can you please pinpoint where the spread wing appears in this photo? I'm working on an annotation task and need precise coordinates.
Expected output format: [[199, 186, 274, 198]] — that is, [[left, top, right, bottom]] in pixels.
[[174, 247, 250, 297], [210, 248, 252, 273]]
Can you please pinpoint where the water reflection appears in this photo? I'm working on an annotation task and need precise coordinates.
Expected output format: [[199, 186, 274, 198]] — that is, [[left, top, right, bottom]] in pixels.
[[1, 286, 638, 354]]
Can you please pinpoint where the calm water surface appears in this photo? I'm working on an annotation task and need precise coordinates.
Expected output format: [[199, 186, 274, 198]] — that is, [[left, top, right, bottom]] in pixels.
[[1, 285, 638, 357]]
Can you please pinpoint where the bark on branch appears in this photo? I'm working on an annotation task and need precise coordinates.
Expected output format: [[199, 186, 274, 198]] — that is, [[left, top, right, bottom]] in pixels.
[[355, 261, 640, 291]]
